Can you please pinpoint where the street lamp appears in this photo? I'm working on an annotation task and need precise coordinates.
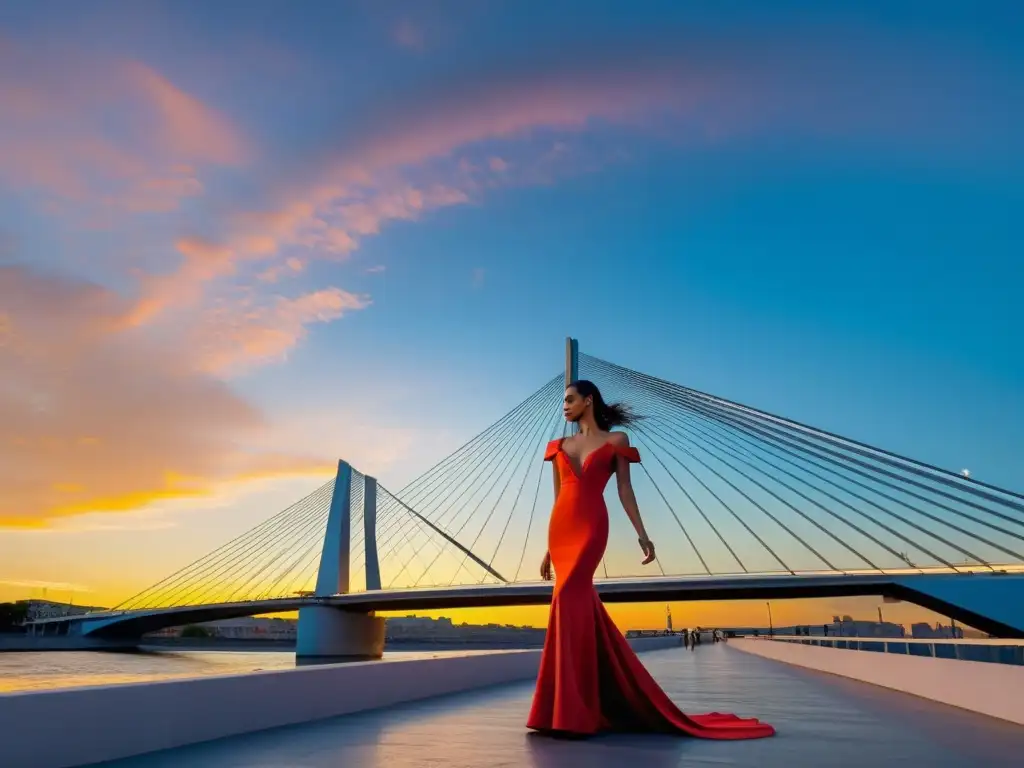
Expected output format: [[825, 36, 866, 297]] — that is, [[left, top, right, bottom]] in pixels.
[[766, 601, 774, 638]]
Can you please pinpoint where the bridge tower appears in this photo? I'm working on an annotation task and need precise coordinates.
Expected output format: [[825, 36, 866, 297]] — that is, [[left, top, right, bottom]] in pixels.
[[566, 336, 578, 421], [565, 336, 579, 387], [565, 336, 578, 434], [296, 461, 386, 660]]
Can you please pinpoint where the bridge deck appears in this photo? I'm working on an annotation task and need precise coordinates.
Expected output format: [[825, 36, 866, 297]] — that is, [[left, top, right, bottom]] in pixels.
[[101, 645, 1024, 767]]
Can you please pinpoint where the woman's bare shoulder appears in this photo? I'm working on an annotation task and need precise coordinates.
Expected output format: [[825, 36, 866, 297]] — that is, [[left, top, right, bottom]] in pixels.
[[608, 431, 631, 447]]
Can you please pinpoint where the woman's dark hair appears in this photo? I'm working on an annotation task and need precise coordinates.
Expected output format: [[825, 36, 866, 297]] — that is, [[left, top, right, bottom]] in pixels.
[[569, 379, 640, 430]]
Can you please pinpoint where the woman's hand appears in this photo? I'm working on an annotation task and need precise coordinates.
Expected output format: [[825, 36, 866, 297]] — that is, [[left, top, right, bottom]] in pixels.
[[639, 536, 656, 565], [540, 551, 553, 581]]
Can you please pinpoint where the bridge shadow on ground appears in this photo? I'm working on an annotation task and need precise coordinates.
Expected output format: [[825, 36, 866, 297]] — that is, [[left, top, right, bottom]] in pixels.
[[101, 645, 1024, 768]]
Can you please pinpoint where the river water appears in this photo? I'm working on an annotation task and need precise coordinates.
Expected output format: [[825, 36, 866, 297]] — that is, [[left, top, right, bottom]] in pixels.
[[0, 647, 516, 694]]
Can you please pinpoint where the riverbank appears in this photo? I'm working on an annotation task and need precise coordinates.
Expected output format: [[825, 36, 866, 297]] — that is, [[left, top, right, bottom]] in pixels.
[[143, 636, 546, 651], [0, 635, 547, 653], [0, 635, 137, 652]]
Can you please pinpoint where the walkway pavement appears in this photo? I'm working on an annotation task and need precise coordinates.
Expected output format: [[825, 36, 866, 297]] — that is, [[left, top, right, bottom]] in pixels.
[[101, 644, 1024, 767]]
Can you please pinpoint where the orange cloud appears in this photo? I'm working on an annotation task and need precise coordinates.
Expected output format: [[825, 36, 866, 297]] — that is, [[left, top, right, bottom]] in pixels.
[[257, 257, 306, 284], [0, 266, 331, 528], [124, 236, 238, 327], [126, 182, 469, 326], [192, 287, 372, 375], [0, 44, 248, 214]]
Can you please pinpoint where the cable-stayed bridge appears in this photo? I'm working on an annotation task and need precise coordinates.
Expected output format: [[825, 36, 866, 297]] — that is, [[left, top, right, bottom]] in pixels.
[[31, 339, 1024, 655]]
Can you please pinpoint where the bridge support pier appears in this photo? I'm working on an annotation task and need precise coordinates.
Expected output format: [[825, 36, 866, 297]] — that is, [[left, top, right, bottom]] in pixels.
[[296, 606, 386, 660], [296, 461, 386, 660]]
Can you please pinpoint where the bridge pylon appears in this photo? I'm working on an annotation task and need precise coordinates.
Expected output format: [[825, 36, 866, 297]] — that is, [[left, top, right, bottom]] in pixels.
[[565, 336, 578, 388], [32, 336, 1024, 645], [364, 476, 382, 591], [296, 460, 386, 660]]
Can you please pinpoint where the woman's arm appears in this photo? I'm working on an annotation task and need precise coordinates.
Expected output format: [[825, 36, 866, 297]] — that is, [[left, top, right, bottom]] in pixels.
[[612, 433, 656, 565], [540, 458, 561, 580]]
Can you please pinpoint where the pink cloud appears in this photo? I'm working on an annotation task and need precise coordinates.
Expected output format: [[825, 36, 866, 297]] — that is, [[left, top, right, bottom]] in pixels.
[[0, 44, 249, 214], [329, 65, 683, 177], [337, 184, 469, 236], [191, 287, 372, 375], [122, 62, 247, 165], [120, 65, 680, 325], [257, 257, 306, 284], [126, 182, 470, 325]]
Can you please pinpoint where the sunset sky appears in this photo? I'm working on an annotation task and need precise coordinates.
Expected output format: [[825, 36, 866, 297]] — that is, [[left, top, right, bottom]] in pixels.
[[1, 1, 1021, 629]]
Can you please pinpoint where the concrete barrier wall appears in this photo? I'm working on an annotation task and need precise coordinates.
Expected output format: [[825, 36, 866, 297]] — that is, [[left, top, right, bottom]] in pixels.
[[1, 636, 681, 768], [731, 638, 1024, 725], [627, 635, 683, 653]]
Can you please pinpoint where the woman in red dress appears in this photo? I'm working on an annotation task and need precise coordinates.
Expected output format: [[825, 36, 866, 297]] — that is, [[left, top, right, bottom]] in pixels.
[[526, 380, 775, 740]]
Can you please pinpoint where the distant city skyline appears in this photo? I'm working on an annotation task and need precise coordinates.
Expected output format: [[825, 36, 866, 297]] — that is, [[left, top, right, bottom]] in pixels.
[[1, 591, 970, 636], [1, 2, 1022, 629], [4, 595, 972, 639]]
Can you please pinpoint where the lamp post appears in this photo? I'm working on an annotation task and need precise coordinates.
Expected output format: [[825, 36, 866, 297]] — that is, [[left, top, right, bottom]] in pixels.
[[767, 601, 774, 638]]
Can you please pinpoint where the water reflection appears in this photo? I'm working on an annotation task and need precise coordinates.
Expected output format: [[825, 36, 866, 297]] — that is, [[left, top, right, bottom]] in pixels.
[[0, 647, 502, 693]]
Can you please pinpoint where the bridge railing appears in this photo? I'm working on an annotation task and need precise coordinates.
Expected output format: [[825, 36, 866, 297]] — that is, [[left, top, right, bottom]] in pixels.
[[756, 634, 1024, 666]]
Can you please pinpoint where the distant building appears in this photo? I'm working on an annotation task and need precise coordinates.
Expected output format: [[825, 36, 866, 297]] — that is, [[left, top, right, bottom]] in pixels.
[[143, 613, 548, 644], [145, 616, 298, 640], [144, 626, 182, 638], [385, 615, 545, 644], [829, 615, 906, 638], [17, 599, 106, 623], [910, 622, 963, 639], [209, 617, 297, 639], [387, 615, 455, 636]]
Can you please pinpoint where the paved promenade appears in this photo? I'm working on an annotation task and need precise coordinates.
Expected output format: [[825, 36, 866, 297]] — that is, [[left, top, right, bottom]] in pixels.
[[102, 644, 1024, 767]]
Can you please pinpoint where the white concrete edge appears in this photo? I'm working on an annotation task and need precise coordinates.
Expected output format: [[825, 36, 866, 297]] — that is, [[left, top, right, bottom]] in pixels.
[[731, 638, 1024, 726], [2, 636, 681, 768]]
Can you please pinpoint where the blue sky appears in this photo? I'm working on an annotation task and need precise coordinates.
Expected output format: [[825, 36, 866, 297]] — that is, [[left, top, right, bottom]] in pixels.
[[0, 0, 1021, 607]]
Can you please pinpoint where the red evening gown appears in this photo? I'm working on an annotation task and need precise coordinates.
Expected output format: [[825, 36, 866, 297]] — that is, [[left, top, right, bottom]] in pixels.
[[526, 437, 776, 739]]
